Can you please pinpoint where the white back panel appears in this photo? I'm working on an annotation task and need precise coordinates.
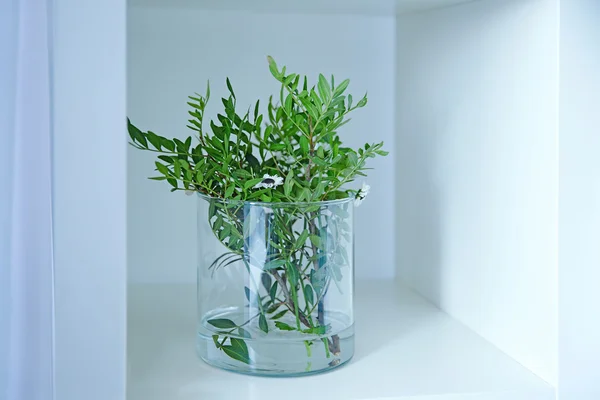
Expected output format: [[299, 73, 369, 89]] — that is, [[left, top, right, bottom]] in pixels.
[[558, 0, 600, 398], [395, 0, 559, 384]]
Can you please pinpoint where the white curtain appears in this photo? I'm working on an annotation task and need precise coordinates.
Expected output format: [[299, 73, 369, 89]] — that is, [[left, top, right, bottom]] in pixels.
[[0, 0, 55, 399]]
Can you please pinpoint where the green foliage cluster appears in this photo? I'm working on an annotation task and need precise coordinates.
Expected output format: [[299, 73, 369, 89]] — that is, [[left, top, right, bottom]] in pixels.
[[128, 56, 387, 203]]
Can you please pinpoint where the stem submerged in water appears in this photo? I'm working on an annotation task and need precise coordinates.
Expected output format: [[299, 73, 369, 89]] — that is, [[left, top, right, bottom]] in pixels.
[[308, 214, 341, 357], [304, 340, 312, 357]]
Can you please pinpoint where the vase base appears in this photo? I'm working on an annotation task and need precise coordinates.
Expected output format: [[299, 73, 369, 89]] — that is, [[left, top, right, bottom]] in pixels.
[[198, 351, 353, 377], [196, 331, 354, 377]]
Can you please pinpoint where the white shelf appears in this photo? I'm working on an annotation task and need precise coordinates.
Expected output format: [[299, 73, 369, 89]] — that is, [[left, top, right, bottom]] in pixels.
[[127, 281, 554, 400], [128, 0, 478, 16]]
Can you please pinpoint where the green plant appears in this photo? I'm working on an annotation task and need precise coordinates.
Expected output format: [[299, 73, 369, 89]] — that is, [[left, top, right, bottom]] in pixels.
[[128, 57, 387, 368]]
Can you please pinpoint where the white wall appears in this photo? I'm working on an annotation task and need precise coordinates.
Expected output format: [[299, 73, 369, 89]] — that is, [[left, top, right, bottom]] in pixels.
[[52, 1, 127, 399], [396, 0, 558, 385], [127, 7, 396, 283], [0, 1, 18, 395], [558, 0, 600, 398]]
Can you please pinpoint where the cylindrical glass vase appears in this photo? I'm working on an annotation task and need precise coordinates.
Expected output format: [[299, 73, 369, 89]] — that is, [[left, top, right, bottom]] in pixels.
[[196, 194, 354, 376]]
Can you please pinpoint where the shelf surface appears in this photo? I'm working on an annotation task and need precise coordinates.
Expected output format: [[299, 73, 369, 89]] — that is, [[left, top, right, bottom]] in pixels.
[[128, 0, 479, 16], [127, 281, 553, 400]]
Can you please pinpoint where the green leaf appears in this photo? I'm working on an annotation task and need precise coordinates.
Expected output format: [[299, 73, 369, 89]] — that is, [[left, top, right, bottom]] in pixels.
[[309, 235, 322, 249], [264, 259, 287, 270], [347, 152, 359, 166], [295, 230, 309, 248], [146, 132, 162, 150], [331, 262, 343, 282], [264, 125, 274, 140], [173, 159, 181, 178], [207, 318, 237, 329], [266, 302, 282, 314], [271, 309, 288, 320], [261, 273, 272, 291], [318, 74, 332, 102], [284, 170, 294, 197], [267, 56, 279, 79], [238, 328, 252, 338], [333, 79, 350, 97], [246, 153, 260, 171], [310, 89, 322, 109], [284, 73, 297, 86], [244, 286, 253, 302], [234, 169, 252, 179], [269, 281, 278, 302], [317, 146, 325, 159], [225, 185, 235, 198], [314, 181, 327, 198], [222, 340, 250, 364], [219, 224, 231, 241], [213, 216, 223, 231], [244, 178, 263, 190], [304, 205, 321, 213], [357, 94, 368, 107], [312, 156, 328, 167], [303, 325, 327, 335], [155, 162, 170, 176], [304, 285, 314, 306], [212, 335, 221, 349], [127, 120, 147, 148], [274, 321, 296, 331], [173, 138, 186, 152], [161, 138, 175, 152], [299, 136, 309, 155], [224, 130, 230, 151], [226, 78, 236, 100], [284, 94, 293, 114], [259, 314, 269, 334], [300, 187, 312, 202], [254, 100, 260, 120], [157, 155, 173, 164], [287, 263, 299, 286], [187, 101, 203, 110], [310, 269, 327, 296]]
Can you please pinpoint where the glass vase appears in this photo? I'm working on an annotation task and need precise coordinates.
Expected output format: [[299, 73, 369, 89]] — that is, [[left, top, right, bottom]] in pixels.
[[195, 194, 354, 376]]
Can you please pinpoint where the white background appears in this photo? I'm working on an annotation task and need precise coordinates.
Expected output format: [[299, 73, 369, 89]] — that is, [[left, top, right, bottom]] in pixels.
[[127, 7, 396, 283]]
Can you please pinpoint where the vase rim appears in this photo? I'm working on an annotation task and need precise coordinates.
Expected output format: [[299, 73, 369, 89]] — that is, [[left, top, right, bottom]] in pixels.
[[196, 192, 354, 207]]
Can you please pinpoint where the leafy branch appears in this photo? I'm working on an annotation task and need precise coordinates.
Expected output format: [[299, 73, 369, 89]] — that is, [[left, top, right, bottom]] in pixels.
[[128, 57, 388, 368]]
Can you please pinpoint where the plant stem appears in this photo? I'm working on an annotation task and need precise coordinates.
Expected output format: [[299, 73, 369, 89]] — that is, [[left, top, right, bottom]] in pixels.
[[290, 281, 301, 330], [308, 214, 341, 357], [322, 338, 331, 358], [307, 216, 325, 325], [304, 340, 312, 357], [271, 270, 311, 328]]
